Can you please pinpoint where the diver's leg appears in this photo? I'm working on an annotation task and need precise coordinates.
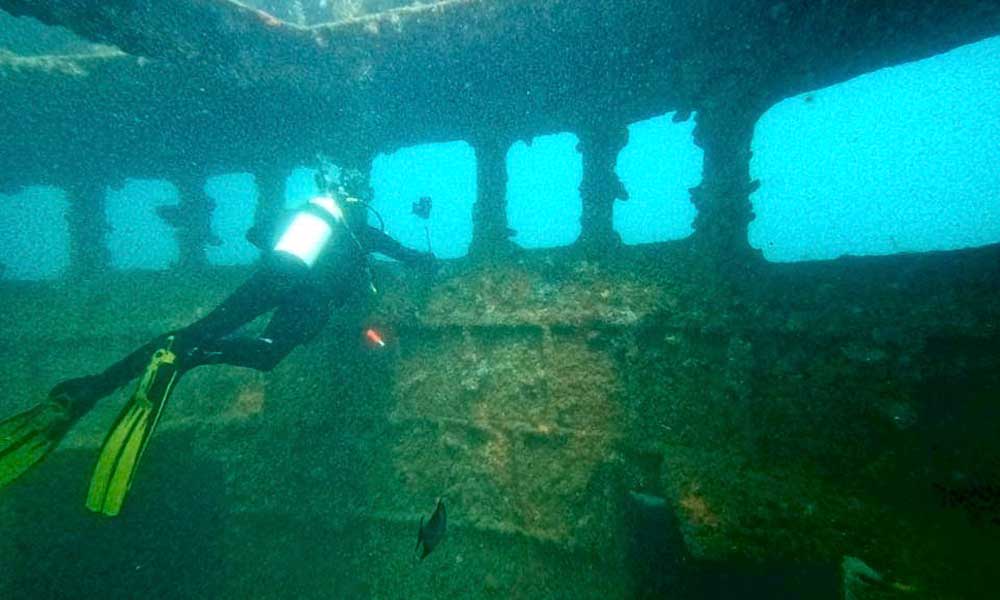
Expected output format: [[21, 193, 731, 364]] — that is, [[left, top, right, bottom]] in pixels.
[[185, 285, 332, 373], [82, 257, 308, 514], [51, 253, 310, 412], [1, 256, 308, 493]]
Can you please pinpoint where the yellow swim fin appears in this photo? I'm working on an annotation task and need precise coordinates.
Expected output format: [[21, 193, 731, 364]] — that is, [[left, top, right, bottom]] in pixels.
[[0, 400, 73, 489], [86, 338, 179, 516]]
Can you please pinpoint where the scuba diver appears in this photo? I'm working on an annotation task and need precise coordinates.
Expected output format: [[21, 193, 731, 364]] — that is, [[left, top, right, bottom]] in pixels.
[[0, 164, 435, 515]]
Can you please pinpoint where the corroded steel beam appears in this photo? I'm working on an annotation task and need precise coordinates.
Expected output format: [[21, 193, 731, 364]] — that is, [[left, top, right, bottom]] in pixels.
[[1, 0, 998, 188]]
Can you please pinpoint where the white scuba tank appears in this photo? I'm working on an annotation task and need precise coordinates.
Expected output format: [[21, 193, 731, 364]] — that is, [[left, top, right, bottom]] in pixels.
[[273, 196, 345, 267]]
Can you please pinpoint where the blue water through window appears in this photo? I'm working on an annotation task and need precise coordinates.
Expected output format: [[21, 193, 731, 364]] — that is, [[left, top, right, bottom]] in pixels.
[[0, 186, 69, 279], [507, 133, 583, 249], [106, 180, 179, 270], [0, 35, 998, 278], [370, 142, 476, 260], [750, 36, 1000, 261], [614, 113, 701, 245], [205, 174, 259, 266]]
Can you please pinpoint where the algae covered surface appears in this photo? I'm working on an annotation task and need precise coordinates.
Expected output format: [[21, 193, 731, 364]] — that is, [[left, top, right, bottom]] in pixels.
[[0, 242, 998, 599]]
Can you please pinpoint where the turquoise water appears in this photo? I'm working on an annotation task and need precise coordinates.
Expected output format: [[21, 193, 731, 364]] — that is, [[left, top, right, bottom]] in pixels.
[[1, 30, 998, 277]]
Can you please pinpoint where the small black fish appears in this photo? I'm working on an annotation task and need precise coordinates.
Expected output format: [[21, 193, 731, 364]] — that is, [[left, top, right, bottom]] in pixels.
[[416, 498, 446, 560]]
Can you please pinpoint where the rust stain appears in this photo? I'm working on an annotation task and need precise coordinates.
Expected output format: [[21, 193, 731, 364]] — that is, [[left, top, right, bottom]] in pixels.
[[679, 486, 720, 528], [232, 385, 265, 416]]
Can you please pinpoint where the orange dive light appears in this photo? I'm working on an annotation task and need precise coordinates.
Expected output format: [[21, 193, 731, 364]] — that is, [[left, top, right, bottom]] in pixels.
[[364, 327, 386, 347]]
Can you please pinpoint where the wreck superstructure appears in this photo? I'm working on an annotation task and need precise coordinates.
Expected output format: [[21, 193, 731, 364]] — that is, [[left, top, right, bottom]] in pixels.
[[2, 0, 999, 268], [1, 2, 999, 599]]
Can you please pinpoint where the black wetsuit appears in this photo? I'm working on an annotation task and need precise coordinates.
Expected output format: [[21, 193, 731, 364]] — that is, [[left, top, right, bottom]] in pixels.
[[54, 221, 431, 416]]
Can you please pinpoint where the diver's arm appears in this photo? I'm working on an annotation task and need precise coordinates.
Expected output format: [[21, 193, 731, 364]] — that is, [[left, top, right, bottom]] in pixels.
[[360, 225, 435, 268]]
